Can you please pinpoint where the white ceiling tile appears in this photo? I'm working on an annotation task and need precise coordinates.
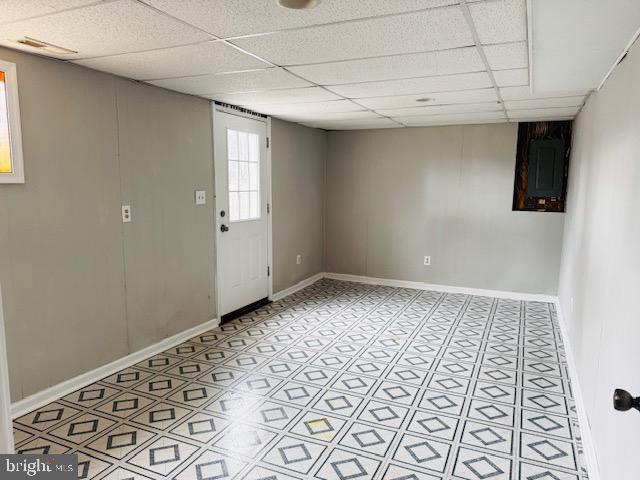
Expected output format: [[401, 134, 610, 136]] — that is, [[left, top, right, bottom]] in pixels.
[[397, 111, 507, 125], [0, 0, 212, 59], [499, 86, 592, 101], [483, 42, 528, 70], [278, 110, 381, 123], [468, 0, 527, 44], [0, 0, 97, 24], [504, 96, 585, 110], [377, 102, 502, 117], [147, 68, 311, 95], [208, 87, 341, 105], [288, 47, 484, 85], [532, 0, 640, 92], [357, 88, 499, 109], [75, 41, 269, 81], [327, 71, 492, 98], [507, 106, 580, 119], [304, 117, 402, 130], [144, 0, 458, 38], [493, 68, 529, 87], [232, 7, 473, 66], [245, 100, 365, 116]]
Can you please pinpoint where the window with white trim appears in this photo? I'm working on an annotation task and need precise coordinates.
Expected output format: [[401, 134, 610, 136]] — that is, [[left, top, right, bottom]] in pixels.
[[0, 59, 24, 184]]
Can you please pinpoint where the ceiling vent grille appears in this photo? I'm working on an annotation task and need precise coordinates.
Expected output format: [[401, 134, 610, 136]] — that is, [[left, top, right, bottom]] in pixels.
[[214, 102, 267, 119], [16, 37, 77, 55]]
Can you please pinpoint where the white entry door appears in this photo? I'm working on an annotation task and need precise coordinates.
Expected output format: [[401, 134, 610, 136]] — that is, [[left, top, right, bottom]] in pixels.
[[214, 109, 270, 317]]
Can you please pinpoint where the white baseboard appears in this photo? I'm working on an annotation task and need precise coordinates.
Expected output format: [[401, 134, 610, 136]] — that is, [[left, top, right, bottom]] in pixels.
[[271, 272, 325, 301], [11, 318, 219, 419], [554, 299, 600, 480], [323, 272, 558, 303]]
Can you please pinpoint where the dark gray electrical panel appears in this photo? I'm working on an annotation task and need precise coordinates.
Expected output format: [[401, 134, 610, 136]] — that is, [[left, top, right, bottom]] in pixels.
[[527, 138, 566, 198]]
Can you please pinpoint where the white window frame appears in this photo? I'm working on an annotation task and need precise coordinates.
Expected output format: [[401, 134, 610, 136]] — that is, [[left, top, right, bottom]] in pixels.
[[0, 59, 25, 184]]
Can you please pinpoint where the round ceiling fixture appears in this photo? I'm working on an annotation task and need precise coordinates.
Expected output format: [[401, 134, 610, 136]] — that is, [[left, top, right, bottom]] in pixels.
[[416, 97, 433, 103], [277, 0, 321, 9]]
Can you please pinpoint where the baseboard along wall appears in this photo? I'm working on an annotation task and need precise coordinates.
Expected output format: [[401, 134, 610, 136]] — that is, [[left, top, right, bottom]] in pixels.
[[11, 319, 219, 419]]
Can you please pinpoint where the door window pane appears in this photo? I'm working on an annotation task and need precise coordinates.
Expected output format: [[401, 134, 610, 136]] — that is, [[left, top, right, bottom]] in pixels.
[[249, 134, 259, 163], [249, 162, 259, 191], [238, 161, 249, 190], [238, 131, 249, 161], [227, 128, 260, 221], [228, 161, 239, 191], [227, 130, 238, 161]]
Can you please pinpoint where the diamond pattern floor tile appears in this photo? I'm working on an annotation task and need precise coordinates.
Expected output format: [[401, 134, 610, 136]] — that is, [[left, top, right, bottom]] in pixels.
[[12, 279, 589, 480]]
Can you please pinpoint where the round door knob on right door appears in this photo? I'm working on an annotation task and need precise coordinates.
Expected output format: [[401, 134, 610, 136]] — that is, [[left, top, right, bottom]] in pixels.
[[220, 224, 229, 232], [613, 389, 640, 412]]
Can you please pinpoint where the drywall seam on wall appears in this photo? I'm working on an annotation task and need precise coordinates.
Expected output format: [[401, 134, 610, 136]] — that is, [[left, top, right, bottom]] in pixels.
[[113, 78, 132, 354], [322, 131, 328, 273]]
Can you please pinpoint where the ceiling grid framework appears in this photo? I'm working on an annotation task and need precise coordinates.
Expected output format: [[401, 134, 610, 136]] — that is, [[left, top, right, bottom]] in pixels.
[[0, 0, 612, 130], [459, 0, 509, 122]]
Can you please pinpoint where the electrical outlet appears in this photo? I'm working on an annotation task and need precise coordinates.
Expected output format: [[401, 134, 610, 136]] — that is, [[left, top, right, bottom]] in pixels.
[[296, 254, 302, 265], [195, 190, 206, 205], [122, 205, 131, 223], [423, 256, 431, 266]]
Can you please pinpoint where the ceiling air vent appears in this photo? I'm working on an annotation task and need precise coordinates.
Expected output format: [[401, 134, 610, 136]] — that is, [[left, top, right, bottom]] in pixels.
[[16, 37, 77, 55], [277, 0, 321, 9]]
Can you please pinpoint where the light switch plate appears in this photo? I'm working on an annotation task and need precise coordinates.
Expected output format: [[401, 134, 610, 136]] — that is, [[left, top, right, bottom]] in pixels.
[[122, 205, 131, 223], [195, 190, 206, 205]]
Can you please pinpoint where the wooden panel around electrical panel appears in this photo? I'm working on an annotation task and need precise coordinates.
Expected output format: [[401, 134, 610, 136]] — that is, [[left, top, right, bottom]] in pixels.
[[513, 120, 572, 212]]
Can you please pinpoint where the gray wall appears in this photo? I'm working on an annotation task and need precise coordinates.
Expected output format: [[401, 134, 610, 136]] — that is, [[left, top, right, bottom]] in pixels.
[[325, 124, 565, 295], [0, 47, 328, 402], [116, 81, 216, 349], [0, 47, 216, 402], [557, 40, 640, 479], [271, 119, 326, 293]]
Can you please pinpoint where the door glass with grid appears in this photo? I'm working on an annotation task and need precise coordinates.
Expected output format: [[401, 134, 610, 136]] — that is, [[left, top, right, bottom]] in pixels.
[[227, 129, 260, 221]]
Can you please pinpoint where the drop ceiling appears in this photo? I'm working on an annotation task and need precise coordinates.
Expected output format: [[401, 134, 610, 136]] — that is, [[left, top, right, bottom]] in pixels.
[[1, 0, 637, 130]]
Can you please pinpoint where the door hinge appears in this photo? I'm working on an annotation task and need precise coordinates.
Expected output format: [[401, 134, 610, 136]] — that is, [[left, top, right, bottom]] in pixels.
[[266, 137, 270, 148], [267, 203, 270, 214], [267, 266, 271, 277]]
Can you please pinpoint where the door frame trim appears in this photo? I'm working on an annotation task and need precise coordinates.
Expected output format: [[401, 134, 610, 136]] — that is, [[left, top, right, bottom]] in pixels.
[[211, 104, 273, 318], [0, 284, 14, 452]]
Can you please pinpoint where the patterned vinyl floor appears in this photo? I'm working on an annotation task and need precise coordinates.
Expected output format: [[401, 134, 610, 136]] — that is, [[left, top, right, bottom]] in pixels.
[[12, 279, 589, 480]]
